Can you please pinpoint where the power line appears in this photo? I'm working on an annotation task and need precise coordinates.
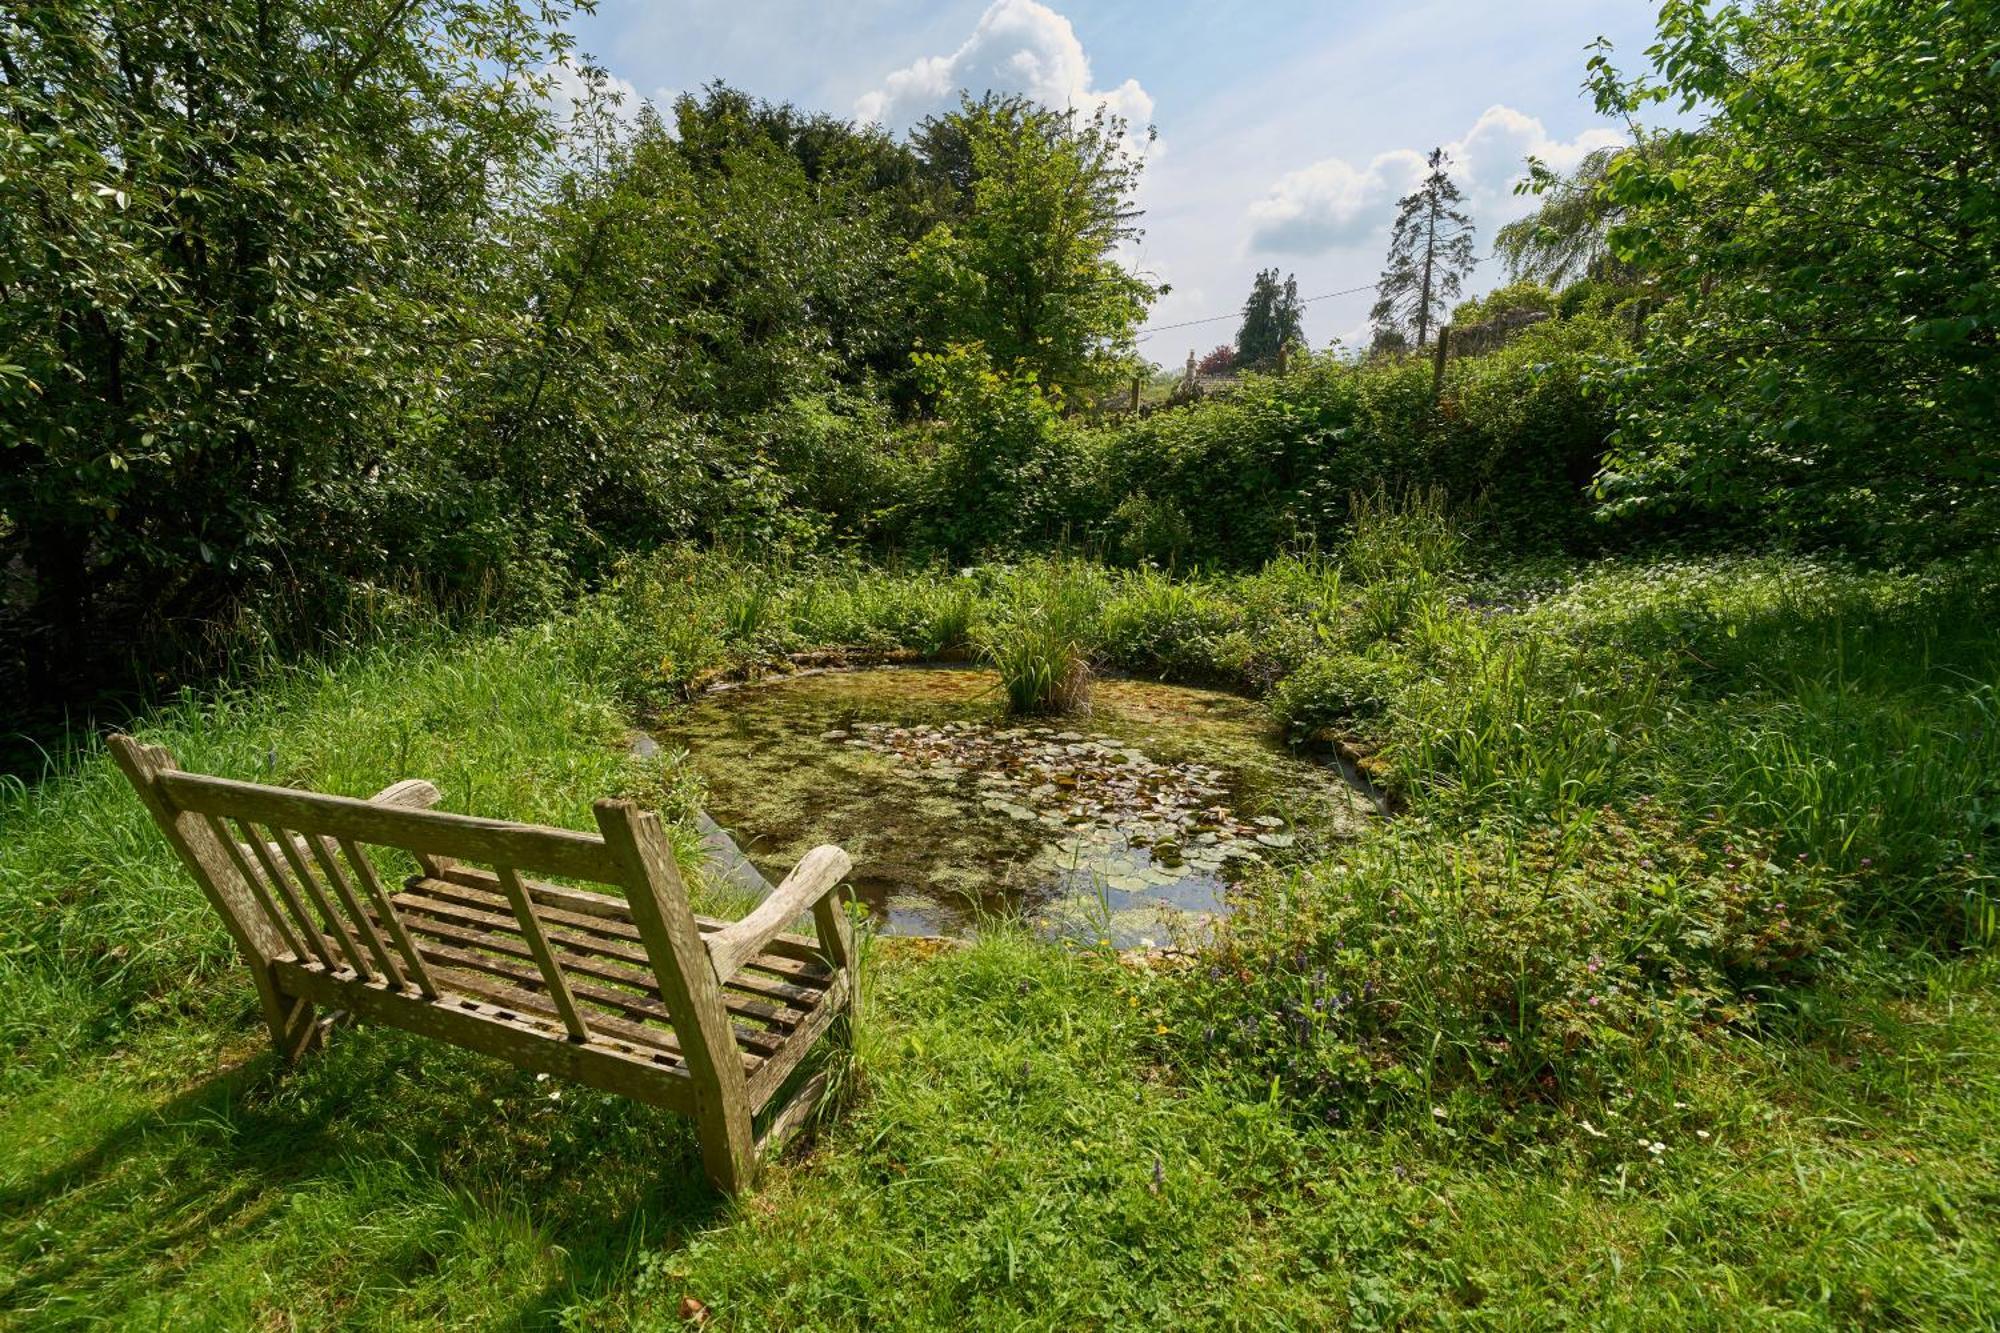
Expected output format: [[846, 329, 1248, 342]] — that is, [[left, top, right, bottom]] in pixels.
[[1136, 256, 1492, 343]]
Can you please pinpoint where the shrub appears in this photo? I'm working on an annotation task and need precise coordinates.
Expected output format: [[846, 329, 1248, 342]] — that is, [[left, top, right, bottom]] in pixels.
[[1158, 805, 1844, 1138], [1098, 568, 1239, 679], [1268, 651, 1412, 743], [912, 345, 1102, 559]]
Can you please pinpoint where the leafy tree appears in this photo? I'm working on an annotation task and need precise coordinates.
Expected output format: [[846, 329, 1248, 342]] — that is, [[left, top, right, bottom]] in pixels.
[[0, 0, 577, 701], [1588, 0, 2000, 548], [1196, 345, 1237, 375], [1495, 147, 1631, 287], [1235, 269, 1305, 368], [1369, 148, 1476, 348], [1452, 281, 1556, 327], [904, 94, 1158, 396]]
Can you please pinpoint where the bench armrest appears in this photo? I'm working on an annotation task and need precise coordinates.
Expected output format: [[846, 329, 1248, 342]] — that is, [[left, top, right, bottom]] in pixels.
[[704, 845, 851, 983], [370, 779, 440, 810]]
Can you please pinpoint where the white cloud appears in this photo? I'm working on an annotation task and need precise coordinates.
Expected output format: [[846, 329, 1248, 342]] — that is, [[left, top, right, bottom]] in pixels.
[[1245, 104, 1624, 256], [855, 0, 1154, 148], [1245, 148, 1429, 255]]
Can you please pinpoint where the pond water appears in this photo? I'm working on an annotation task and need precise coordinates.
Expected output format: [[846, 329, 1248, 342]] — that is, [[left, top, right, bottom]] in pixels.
[[662, 666, 1375, 945]]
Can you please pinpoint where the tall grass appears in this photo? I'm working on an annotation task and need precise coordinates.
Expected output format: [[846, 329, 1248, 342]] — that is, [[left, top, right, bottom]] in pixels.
[[0, 620, 719, 1077], [979, 560, 1107, 715]]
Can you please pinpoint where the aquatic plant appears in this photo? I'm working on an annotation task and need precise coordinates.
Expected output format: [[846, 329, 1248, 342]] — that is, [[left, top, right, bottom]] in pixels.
[[980, 560, 1106, 715]]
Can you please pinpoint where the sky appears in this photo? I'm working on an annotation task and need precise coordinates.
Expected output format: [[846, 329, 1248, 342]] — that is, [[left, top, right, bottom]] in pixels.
[[564, 0, 1666, 364]]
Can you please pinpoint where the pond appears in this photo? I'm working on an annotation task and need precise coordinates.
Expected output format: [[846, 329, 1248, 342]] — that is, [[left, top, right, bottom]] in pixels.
[[661, 666, 1376, 946]]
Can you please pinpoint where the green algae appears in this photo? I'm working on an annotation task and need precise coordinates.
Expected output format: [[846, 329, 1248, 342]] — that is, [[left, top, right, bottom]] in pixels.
[[662, 665, 1373, 944]]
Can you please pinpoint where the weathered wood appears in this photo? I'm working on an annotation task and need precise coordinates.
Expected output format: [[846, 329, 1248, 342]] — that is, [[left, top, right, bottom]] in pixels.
[[596, 799, 759, 1195], [746, 972, 851, 1110], [272, 959, 697, 1114], [706, 845, 851, 983], [412, 953, 710, 1064], [411, 874, 833, 1005], [273, 822, 374, 978], [158, 770, 621, 883], [338, 838, 438, 998], [756, 1069, 831, 1159], [114, 737, 854, 1196], [207, 813, 310, 962], [238, 817, 337, 970], [307, 834, 404, 988], [387, 891, 806, 1039], [495, 864, 590, 1043], [108, 737, 319, 1061], [436, 863, 826, 964], [812, 884, 855, 975], [369, 777, 451, 877]]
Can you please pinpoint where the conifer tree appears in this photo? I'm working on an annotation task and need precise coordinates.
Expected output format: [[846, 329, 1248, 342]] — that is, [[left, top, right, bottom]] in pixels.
[[1370, 148, 1475, 348], [1235, 268, 1305, 367]]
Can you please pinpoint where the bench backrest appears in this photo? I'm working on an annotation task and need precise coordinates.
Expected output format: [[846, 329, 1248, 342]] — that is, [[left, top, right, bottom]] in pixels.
[[109, 737, 752, 1096]]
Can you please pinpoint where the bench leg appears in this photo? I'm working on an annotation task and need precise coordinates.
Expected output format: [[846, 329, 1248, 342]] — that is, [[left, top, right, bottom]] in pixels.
[[262, 988, 327, 1065], [755, 1070, 832, 1164], [696, 1098, 758, 1196]]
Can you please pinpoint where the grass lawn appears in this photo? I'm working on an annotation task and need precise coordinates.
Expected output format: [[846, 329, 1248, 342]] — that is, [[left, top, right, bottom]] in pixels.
[[5, 537, 1999, 1328]]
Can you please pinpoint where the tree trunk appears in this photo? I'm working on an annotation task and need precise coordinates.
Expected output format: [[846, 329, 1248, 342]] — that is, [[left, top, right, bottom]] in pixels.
[[1417, 197, 1438, 348]]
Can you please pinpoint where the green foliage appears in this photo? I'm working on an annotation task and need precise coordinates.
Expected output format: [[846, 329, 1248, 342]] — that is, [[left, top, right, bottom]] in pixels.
[[0, 0, 581, 706], [1370, 147, 1477, 348], [1586, 0, 2000, 549], [1164, 807, 1844, 1134], [5, 551, 2000, 1325], [1494, 146, 1633, 287], [1090, 316, 1625, 566], [1268, 650, 1409, 741], [1098, 567, 1241, 680], [904, 94, 1157, 396], [1235, 267, 1306, 369], [1451, 280, 1556, 327], [911, 343, 1101, 559], [977, 559, 1107, 715]]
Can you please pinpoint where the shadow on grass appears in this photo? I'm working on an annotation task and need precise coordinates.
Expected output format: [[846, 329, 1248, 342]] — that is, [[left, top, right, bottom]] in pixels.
[[0, 1023, 730, 1325]]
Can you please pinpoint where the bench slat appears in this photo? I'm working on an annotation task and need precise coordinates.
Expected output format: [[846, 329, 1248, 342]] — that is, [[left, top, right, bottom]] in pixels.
[[338, 838, 439, 998], [160, 771, 622, 884], [390, 895, 808, 1035], [386, 899, 797, 1053], [401, 879, 832, 1011], [237, 817, 337, 970], [747, 972, 851, 1111], [271, 959, 697, 1114], [272, 822, 375, 979], [307, 834, 404, 987], [495, 865, 591, 1043], [435, 864, 829, 967], [207, 813, 310, 962]]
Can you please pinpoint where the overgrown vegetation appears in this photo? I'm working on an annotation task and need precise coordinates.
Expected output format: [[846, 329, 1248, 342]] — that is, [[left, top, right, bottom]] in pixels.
[[4, 0, 1999, 1324]]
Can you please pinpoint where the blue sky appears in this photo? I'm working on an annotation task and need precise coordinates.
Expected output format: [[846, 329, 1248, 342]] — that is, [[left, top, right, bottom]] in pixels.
[[565, 1, 1666, 362]]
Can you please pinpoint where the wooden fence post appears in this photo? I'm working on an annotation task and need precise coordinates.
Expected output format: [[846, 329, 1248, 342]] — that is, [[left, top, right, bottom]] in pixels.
[[1430, 325, 1451, 402]]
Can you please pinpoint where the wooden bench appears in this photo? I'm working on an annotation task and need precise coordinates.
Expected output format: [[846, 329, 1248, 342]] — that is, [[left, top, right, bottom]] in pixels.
[[110, 735, 854, 1195]]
